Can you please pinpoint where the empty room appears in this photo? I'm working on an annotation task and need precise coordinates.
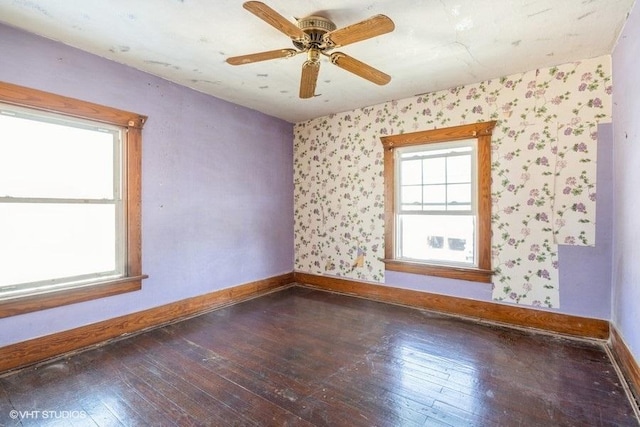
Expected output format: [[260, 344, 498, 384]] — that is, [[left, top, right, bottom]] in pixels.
[[0, 0, 639, 425]]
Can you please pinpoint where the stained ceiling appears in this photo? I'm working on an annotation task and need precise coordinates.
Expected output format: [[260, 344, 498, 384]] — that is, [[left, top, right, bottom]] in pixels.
[[0, 0, 635, 123]]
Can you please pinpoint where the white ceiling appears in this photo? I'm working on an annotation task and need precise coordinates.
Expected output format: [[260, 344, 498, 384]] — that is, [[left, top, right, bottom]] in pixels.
[[0, 0, 635, 123]]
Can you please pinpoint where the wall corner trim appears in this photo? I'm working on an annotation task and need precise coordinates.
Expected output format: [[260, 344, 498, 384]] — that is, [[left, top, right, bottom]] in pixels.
[[293, 272, 610, 340], [609, 325, 640, 403], [0, 272, 295, 374]]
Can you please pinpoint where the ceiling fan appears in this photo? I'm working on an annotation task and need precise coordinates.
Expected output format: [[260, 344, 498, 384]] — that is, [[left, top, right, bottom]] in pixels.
[[226, 1, 395, 98]]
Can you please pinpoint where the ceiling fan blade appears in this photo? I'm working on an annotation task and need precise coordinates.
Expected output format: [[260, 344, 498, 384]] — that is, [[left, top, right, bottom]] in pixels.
[[299, 60, 320, 98], [324, 14, 394, 47], [330, 52, 391, 85], [227, 48, 299, 65], [243, 1, 307, 41]]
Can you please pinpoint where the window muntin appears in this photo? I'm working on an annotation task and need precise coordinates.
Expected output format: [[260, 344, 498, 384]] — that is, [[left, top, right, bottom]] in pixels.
[[396, 140, 477, 267], [0, 104, 126, 299]]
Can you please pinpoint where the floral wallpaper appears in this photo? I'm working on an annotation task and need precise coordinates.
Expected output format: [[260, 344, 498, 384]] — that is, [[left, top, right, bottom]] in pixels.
[[294, 55, 612, 308]]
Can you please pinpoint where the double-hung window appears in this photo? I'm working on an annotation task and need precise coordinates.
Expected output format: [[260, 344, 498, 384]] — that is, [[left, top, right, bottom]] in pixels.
[[0, 81, 147, 317], [381, 121, 495, 283]]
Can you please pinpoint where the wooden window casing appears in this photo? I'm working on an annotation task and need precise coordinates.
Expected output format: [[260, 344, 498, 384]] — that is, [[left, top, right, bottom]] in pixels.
[[381, 121, 496, 283], [0, 81, 147, 318]]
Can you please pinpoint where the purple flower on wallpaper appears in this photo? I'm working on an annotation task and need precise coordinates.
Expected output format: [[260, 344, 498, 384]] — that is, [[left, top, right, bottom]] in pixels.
[[572, 202, 586, 213], [536, 212, 549, 222], [530, 189, 540, 197], [551, 96, 563, 105], [505, 152, 514, 160], [532, 301, 542, 307], [564, 127, 573, 136], [509, 292, 518, 300], [528, 80, 536, 89], [589, 193, 596, 202], [485, 95, 497, 104], [447, 102, 456, 110], [566, 177, 577, 185], [525, 90, 533, 98], [508, 238, 516, 246], [563, 186, 571, 194], [472, 105, 483, 114], [573, 142, 588, 152], [581, 72, 593, 81], [466, 88, 477, 99], [528, 253, 536, 261], [590, 98, 603, 108], [422, 108, 431, 116], [507, 184, 516, 192], [523, 282, 533, 292], [508, 130, 516, 137], [552, 261, 559, 269], [380, 127, 388, 135], [505, 80, 514, 88], [537, 269, 550, 279], [528, 142, 535, 150], [504, 206, 514, 214], [527, 198, 535, 205], [578, 83, 587, 91], [606, 85, 612, 95], [565, 236, 576, 244], [506, 260, 515, 268], [536, 156, 549, 166], [556, 71, 565, 80], [530, 132, 540, 141], [531, 244, 540, 252]]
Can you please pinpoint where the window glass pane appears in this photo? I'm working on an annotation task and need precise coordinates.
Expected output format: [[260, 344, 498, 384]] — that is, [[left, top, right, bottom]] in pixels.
[[447, 154, 471, 183], [0, 204, 118, 286], [401, 185, 422, 206], [400, 159, 422, 185], [423, 184, 446, 208], [399, 214, 475, 265], [0, 112, 117, 199], [422, 157, 445, 184], [447, 183, 471, 207]]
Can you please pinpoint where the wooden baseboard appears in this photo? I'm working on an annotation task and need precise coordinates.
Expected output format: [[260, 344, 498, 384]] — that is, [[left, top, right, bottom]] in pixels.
[[294, 272, 610, 340], [0, 272, 294, 374], [609, 325, 640, 403]]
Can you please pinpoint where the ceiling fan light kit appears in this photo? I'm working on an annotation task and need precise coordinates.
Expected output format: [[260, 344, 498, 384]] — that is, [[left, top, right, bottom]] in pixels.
[[226, 1, 394, 99]]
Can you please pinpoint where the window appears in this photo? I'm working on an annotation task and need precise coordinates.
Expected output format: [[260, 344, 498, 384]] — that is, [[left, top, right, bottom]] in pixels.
[[0, 81, 147, 317], [381, 121, 495, 283]]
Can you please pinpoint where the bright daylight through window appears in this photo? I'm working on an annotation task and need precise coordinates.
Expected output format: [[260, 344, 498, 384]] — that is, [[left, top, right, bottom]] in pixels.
[[0, 105, 124, 296], [0, 81, 147, 317], [381, 121, 495, 283], [397, 141, 476, 265]]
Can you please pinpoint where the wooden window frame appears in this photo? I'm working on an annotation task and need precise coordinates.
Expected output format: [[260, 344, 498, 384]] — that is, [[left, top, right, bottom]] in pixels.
[[0, 81, 147, 318], [381, 121, 496, 283]]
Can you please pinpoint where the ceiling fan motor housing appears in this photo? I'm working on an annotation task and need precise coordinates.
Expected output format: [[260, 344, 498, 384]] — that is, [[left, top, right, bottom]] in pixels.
[[293, 16, 337, 50]]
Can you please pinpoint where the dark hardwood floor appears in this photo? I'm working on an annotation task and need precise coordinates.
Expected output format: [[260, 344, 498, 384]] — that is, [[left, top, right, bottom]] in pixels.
[[0, 286, 637, 426]]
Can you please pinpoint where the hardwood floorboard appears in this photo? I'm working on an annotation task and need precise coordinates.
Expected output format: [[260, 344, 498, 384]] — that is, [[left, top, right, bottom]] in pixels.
[[0, 286, 637, 426]]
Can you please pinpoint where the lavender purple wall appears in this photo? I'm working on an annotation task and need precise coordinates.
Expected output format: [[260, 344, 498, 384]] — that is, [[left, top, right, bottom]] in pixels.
[[612, 0, 640, 362], [0, 23, 294, 346]]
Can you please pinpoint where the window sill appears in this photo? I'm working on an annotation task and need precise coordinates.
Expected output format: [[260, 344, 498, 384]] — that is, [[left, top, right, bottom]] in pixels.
[[383, 259, 493, 283], [0, 275, 147, 318]]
